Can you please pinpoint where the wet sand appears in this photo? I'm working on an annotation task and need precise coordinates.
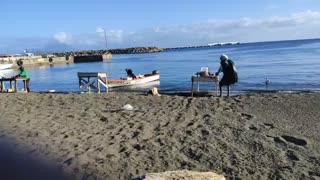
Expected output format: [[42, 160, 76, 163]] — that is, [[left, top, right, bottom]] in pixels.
[[0, 92, 319, 179]]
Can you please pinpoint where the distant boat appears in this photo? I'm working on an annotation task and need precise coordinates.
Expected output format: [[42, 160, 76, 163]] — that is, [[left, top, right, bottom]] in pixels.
[[108, 70, 160, 88], [0, 63, 14, 70]]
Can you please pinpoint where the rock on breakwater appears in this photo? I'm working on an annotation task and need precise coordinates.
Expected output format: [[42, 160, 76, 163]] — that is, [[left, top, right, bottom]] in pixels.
[[52, 47, 163, 57]]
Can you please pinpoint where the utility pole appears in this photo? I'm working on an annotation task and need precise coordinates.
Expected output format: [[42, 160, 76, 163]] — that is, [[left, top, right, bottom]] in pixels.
[[103, 28, 108, 51]]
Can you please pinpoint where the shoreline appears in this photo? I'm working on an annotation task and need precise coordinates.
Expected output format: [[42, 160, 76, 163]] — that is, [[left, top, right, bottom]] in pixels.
[[1, 92, 320, 179], [20, 89, 320, 95]]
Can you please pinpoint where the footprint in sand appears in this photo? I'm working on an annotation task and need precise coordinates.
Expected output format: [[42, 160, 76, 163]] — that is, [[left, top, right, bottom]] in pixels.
[[223, 107, 233, 112], [201, 129, 210, 136], [99, 116, 108, 122], [248, 124, 259, 131], [186, 130, 193, 136], [262, 123, 275, 129], [132, 131, 140, 138], [186, 122, 194, 127], [119, 145, 126, 153], [240, 113, 255, 121], [274, 135, 307, 147], [247, 123, 275, 132], [273, 136, 287, 146], [127, 122, 134, 129], [309, 171, 320, 178], [286, 150, 300, 161], [203, 114, 211, 121], [281, 135, 308, 146], [133, 144, 143, 151]]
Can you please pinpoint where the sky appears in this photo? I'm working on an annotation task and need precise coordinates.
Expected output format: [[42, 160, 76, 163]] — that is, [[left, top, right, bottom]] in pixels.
[[1, 0, 320, 53]]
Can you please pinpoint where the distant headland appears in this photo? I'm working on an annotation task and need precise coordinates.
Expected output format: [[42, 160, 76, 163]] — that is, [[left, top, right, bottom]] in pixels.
[[164, 42, 240, 51], [51, 41, 240, 56]]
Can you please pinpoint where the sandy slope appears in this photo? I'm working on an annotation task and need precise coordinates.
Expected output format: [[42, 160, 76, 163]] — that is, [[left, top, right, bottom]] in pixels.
[[0, 92, 319, 179]]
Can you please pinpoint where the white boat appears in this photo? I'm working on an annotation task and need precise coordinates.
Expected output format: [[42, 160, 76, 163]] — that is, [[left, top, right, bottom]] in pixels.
[[108, 71, 160, 88], [0, 64, 14, 70]]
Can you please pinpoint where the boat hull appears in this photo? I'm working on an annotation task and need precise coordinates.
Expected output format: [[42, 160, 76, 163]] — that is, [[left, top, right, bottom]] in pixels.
[[0, 64, 13, 70], [108, 74, 160, 88]]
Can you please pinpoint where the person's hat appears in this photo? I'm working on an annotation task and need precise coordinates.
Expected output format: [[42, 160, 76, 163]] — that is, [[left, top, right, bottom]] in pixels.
[[220, 54, 228, 61]]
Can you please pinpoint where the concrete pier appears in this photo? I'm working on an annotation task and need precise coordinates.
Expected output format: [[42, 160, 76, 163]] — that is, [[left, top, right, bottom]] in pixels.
[[0, 53, 112, 67]]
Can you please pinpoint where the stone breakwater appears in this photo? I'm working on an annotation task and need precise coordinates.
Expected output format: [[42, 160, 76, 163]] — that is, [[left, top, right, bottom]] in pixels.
[[0, 47, 163, 67], [52, 47, 163, 57]]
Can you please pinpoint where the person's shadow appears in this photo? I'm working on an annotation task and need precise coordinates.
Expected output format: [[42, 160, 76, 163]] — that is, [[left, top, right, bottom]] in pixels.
[[0, 138, 72, 180]]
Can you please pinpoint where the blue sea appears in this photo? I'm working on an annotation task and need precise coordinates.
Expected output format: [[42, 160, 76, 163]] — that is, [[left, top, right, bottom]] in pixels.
[[1, 39, 320, 93]]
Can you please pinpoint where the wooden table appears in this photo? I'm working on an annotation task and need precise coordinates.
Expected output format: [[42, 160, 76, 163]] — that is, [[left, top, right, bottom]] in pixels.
[[0, 77, 15, 92], [78, 72, 108, 93], [191, 75, 219, 97], [0, 77, 28, 92], [15, 77, 28, 92]]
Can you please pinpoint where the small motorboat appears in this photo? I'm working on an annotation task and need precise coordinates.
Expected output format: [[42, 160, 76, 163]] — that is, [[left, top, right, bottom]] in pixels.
[[0, 63, 14, 70], [108, 70, 160, 88]]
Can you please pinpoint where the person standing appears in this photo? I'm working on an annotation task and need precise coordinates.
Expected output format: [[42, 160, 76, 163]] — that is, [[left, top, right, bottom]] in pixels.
[[215, 54, 238, 97], [16, 66, 30, 93]]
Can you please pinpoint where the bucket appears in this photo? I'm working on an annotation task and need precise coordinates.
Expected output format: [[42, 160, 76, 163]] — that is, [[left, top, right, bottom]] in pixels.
[[200, 67, 209, 76]]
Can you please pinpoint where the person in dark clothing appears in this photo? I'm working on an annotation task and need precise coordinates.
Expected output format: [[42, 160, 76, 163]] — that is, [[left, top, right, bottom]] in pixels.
[[125, 68, 137, 79], [215, 54, 238, 97], [15, 66, 30, 92]]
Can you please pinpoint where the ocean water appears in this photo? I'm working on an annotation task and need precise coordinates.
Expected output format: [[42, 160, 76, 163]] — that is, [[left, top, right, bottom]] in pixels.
[[1, 39, 320, 92]]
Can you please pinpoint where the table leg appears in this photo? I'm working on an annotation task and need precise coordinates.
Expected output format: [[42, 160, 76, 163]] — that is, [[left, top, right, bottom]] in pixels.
[[79, 78, 81, 91], [97, 78, 100, 93], [1, 82, 5, 92], [191, 80, 194, 97], [24, 80, 27, 92], [15, 80, 17, 92], [216, 82, 218, 96], [105, 77, 108, 94]]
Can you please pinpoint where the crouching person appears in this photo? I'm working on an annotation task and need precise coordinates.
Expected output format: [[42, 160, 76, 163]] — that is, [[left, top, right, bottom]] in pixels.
[[16, 66, 30, 93]]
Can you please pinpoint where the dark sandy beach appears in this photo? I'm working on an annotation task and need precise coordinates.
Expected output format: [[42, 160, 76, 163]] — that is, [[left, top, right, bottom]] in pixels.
[[0, 92, 319, 179]]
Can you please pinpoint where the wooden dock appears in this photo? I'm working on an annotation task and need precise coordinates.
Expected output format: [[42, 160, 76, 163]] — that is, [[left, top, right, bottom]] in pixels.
[[78, 72, 108, 93]]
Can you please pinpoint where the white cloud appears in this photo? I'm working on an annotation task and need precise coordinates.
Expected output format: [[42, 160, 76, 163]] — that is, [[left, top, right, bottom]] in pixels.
[[292, 10, 320, 24], [2, 10, 320, 53], [53, 32, 72, 44], [96, 27, 105, 33]]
